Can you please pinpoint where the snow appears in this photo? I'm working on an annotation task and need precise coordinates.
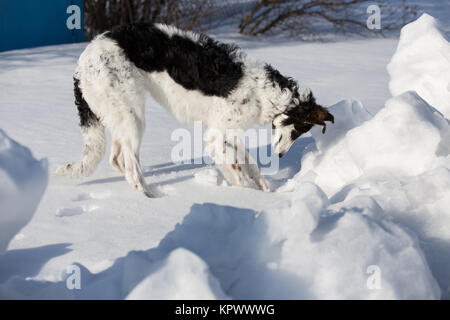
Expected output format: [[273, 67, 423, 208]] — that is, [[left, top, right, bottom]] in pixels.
[[126, 248, 229, 300], [151, 186, 439, 299], [291, 91, 450, 196], [0, 130, 48, 255], [193, 168, 223, 186], [387, 14, 450, 119], [1, 10, 450, 300]]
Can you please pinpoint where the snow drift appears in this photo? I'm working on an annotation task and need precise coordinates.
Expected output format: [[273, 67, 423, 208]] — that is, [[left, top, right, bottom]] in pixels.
[[387, 13, 450, 119], [276, 14, 450, 298], [126, 248, 229, 300], [3, 196, 438, 299], [151, 189, 440, 299], [292, 91, 450, 196], [0, 129, 48, 255]]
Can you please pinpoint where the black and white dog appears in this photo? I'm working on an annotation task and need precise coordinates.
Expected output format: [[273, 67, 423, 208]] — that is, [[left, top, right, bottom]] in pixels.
[[56, 23, 334, 197]]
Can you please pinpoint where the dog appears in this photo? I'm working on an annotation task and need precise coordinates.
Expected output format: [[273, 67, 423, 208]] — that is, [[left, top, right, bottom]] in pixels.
[[55, 23, 334, 197]]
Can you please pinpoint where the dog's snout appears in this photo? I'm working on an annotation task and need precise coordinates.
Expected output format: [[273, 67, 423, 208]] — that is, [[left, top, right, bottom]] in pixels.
[[325, 112, 334, 123]]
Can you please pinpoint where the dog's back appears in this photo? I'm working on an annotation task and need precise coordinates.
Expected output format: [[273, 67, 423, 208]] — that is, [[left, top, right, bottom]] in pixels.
[[104, 23, 244, 98]]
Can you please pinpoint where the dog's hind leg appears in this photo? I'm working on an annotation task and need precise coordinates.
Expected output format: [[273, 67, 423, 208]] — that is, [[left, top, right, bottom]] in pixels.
[[55, 78, 106, 178], [109, 139, 125, 174], [109, 105, 153, 198]]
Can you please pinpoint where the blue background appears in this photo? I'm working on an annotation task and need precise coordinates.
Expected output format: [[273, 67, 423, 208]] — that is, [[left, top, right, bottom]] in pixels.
[[0, 0, 85, 52]]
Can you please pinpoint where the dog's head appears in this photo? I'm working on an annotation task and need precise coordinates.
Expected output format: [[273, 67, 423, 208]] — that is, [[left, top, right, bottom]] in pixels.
[[272, 89, 334, 157]]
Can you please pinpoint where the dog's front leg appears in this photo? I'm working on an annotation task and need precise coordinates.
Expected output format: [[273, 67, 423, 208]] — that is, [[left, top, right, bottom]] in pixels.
[[233, 138, 270, 192], [204, 131, 270, 191]]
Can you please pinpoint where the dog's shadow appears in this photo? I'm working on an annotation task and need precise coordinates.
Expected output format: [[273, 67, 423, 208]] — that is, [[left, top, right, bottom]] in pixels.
[[79, 160, 207, 187], [80, 136, 314, 191]]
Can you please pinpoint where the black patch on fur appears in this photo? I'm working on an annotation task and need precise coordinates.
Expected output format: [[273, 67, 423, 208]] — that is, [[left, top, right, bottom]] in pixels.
[[265, 64, 333, 142], [74, 78, 99, 127], [105, 23, 244, 97], [264, 64, 299, 100], [282, 91, 317, 127], [282, 91, 323, 138]]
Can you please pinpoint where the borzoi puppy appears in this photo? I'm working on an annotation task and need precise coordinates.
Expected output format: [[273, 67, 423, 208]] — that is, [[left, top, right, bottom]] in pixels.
[[55, 23, 334, 197]]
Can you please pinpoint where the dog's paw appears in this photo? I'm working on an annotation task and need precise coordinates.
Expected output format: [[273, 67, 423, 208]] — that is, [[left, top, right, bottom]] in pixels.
[[53, 163, 72, 177], [257, 177, 271, 192]]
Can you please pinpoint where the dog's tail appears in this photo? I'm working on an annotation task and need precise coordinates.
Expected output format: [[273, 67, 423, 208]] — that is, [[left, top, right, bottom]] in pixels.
[[55, 77, 106, 178]]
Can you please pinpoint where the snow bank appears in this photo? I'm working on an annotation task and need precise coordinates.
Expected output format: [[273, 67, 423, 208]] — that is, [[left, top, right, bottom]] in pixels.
[[56, 195, 434, 299], [126, 248, 229, 300], [387, 14, 450, 119], [0, 129, 48, 255], [293, 91, 449, 196], [152, 190, 439, 299], [275, 15, 450, 297], [311, 99, 373, 151], [324, 164, 450, 298], [0, 190, 440, 299]]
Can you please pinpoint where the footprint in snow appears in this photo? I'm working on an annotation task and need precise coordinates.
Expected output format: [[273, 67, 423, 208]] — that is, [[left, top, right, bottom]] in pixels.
[[56, 191, 110, 217], [72, 192, 111, 201], [56, 204, 99, 217]]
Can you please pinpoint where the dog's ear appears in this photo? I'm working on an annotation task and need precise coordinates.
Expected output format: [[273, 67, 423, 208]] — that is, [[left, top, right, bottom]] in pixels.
[[300, 88, 315, 104]]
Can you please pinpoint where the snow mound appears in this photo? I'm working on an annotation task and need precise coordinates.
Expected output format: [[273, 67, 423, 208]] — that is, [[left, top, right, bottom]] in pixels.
[[326, 164, 450, 297], [295, 91, 450, 196], [153, 187, 439, 299], [387, 14, 450, 119], [0, 129, 48, 255], [126, 248, 229, 300], [312, 99, 373, 150], [0, 182, 440, 299]]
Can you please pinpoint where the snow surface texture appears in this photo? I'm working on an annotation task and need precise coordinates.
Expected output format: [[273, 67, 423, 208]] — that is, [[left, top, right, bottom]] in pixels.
[[0, 130, 48, 255], [0, 12, 449, 299], [388, 14, 450, 119]]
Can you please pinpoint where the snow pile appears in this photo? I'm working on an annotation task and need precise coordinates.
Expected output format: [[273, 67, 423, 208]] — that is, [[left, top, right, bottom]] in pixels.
[[387, 14, 450, 119], [0, 247, 228, 299], [53, 195, 434, 299], [293, 91, 449, 196], [266, 182, 439, 299], [282, 92, 450, 297], [0, 129, 48, 255], [126, 248, 229, 300], [311, 99, 373, 151], [6, 188, 439, 299], [151, 189, 439, 299], [322, 164, 450, 298], [275, 14, 450, 298]]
